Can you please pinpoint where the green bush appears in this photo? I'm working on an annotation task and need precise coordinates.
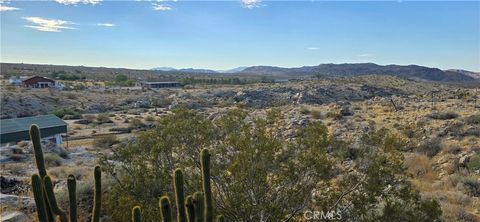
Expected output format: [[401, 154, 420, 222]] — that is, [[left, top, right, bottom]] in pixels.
[[100, 107, 442, 221], [53, 108, 82, 119], [467, 154, 480, 172]]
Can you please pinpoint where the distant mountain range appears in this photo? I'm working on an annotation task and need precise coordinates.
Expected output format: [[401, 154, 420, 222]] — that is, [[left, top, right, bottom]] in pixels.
[[238, 63, 479, 82], [151, 66, 249, 73], [150, 63, 478, 82]]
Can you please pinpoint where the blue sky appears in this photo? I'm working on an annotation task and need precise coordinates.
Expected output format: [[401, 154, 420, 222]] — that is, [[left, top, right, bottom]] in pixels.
[[1, 0, 479, 71]]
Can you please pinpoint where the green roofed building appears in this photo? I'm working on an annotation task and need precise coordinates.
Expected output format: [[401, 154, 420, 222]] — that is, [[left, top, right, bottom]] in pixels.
[[0, 114, 67, 145]]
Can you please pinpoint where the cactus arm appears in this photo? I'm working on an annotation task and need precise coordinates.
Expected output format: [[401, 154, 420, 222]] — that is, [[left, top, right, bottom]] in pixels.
[[192, 192, 204, 222], [43, 176, 68, 222], [160, 196, 173, 222], [67, 175, 77, 222], [31, 174, 49, 222], [132, 206, 142, 222], [185, 195, 195, 222], [201, 149, 213, 222], [174, 169, 186, 222], [91, 166, 102, 222]]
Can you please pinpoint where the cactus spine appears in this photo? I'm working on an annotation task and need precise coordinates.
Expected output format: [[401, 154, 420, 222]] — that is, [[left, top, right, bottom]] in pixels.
[[192, 192, 204, 222], [185, 195, 195, 222], [201, 149, 213, 222], [132, 206, 142, 222], [31, 174, 48, 222], [44, 176, 69, 222], [174, 169, 186, 222], [160, 196, 173, 222], [92, 165, 102, 222], [216, 215, 224, 222], [67, 175, 77, 222]]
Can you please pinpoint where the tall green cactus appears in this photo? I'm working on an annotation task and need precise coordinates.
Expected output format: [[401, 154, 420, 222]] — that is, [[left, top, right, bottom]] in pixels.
[[185, 195, 195, 222], [201, 149, 213, 222], [192, 192, 204, 222], [92, 165, 102, 222], [67, 175, 77, 222], [31, 174, 48, 222], [44, 176, 68, 222], [160, 196, 173, 222], [174, 169, 186, 222], [132, 206, 142, 222], [30, 125, 47, 178], [30, 125, 54, 222]]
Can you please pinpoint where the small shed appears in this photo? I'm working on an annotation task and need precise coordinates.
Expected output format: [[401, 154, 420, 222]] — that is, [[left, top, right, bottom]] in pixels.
[[141, 82, 181, 89], [0, 115, 67, 145], [22, 76, 56, 88]]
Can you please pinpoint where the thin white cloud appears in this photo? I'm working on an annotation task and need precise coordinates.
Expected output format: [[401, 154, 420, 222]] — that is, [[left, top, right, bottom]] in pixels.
[[0, 0, 20, 11], [358, 53, 375, 57], [242, 0, 262, 9], [0, 4, 19, 11], [152, 2, 172, 11], [97, 23, 115, 27], [307, 47, 320, 50], [23, 17, 76, 32], [56, 0, 101, 5]]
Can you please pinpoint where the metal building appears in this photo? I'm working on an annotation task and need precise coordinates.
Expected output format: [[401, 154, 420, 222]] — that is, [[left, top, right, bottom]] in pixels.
[[0, 115, 67, 145]]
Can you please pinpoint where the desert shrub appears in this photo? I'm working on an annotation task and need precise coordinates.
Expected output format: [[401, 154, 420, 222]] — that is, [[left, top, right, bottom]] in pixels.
[[416, 137, 442, 157], [466, 154, 480, 172], [93, 134, 118, 149], [462, 176, 480, 197], [465, 114, 480, 125], [429, 111, 459, 120], [96, 113, 113, 124], [83, 114, 95, 122], [100, 107, 442, 221], [44, 153, 63, 167], [443, 144, 462, 154], [326, 110, 342, 120], [299, 106, 310, 115], [311, 109, 321, 119], [462, 127, 480, 137], [405, 153, 432, 177], [53, 107, 82, 119], [129, 118, 145, 129], [144, 115, 155, 122]]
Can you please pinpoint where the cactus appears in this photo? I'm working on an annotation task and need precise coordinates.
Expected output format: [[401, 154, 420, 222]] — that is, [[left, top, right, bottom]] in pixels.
[[192, 192, 204, 222], [201, 149, 213, 222], [31, 174, 48, 222], [132, 206, 142, 222], [185, 195, 195, 222], [216, 215, 224, 222], [92, 165, 102, 222], [174, 169, 186, 222], [44, 176, 69, 222], [67, 175, 77, 222], [160, 196, 173, 222], [30, 125, 54, 222]]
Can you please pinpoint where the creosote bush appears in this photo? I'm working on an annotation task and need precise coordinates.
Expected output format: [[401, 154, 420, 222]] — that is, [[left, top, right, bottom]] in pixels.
[[100, 107, 442, 221]]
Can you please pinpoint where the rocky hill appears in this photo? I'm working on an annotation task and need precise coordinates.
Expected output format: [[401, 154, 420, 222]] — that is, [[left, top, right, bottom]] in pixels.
[[241, 63, 477, 82]]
